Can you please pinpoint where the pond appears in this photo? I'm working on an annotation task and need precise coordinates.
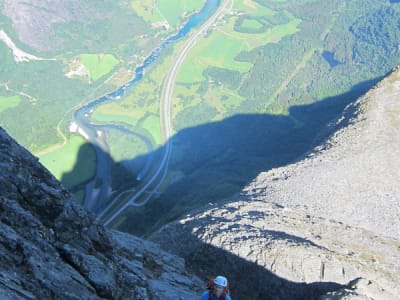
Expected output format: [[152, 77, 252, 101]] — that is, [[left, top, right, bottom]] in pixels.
[[322, 51, 341, 68]]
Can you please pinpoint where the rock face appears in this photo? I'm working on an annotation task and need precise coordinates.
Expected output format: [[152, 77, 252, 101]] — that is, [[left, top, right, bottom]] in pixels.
[[0, 127, 203, 299], [151, 68, 400, 299], [243, 68, 400, 240], [1, 0, 90, 52]]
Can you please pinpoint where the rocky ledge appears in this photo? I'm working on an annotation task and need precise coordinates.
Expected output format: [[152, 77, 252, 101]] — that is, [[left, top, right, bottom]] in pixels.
[[0, 127, 203, 299], [151, 68, 400, 299]]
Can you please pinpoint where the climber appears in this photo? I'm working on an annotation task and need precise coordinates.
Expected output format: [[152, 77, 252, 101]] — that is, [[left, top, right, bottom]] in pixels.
[[200, 275, 231, 300]]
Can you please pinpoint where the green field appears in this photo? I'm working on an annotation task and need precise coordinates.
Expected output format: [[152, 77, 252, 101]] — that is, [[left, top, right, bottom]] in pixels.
[[0, 95, 21, 113], [241, 19, 265, 30], [177, 10, 301, 84], [38, 135, 96, 189], [107, 130, 149, 162], [233, 0, 274, 16], [131, 0, 165, 24], [80, 53, 119, 81], [142, 114, 162, 145], [158, 0, 204, 27], [92, 108, 139, 127], [132, 0, 204, 29]]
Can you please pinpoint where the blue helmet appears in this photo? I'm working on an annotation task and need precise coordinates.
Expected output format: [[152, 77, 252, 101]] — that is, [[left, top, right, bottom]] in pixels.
[[214, 276, 228, 287]]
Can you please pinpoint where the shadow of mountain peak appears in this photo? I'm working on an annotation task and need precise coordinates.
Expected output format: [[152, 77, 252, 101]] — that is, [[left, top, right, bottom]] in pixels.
[[113, 76, 382, 236]]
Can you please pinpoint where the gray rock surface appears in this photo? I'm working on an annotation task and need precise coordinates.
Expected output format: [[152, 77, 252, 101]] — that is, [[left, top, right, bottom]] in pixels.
[[151, 68, 400, 299], [1, 0, 90, 52], [243, 69, 400, 240], [0, 127, 203, 299]]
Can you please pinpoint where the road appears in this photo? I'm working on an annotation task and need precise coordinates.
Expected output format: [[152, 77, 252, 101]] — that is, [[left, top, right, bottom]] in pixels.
[[102, 0, 231, 226]]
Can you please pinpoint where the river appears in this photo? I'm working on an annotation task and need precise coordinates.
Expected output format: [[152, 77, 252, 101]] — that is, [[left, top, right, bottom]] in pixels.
[[74, 0, 221, 214]]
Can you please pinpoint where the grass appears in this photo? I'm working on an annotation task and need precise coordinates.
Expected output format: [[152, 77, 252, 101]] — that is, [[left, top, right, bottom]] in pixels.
[[131, 0, 165, 24], [131, 0, 204, 28], [157, 0, 204, 27], [209, 85, 245, 115], [233, 0, 274, 16], [176, 29, 253, 83], [80, 53, 119, 81], [176, 12, 301, 83], [241, 19, 265, 30], [142, 114, 162, 145], [0, 95, 21, 113], [107, 130, 149, 161], [91, 108, 139, 127], [39, 135, 96, 188]]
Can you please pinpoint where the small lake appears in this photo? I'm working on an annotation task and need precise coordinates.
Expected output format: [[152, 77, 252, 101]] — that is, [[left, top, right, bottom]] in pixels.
[[322, 51, 341, 68]]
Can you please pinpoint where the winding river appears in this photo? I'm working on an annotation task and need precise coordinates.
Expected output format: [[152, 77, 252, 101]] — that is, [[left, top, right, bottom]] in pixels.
[[74, 0, 221, 214]]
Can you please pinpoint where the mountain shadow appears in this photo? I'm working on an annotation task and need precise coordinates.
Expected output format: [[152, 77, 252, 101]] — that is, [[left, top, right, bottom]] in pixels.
[[56, 143, 354, 300], [61, 75, 383, 236], [60, 141, 136, 214], [178, 240, 349, 299], [105, 76, 381, 236], [58, 75, 383, 298]]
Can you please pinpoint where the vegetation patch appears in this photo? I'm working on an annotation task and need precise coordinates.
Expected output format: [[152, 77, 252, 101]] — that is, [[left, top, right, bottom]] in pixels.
[[239, 18, 266, 32], [177, 11, 301, 84], [233, 0, 274, 16], [141, 114, 162, 145], [80, 54, 119, 82], [131, 0, 165, 24], [0, 95, 21, 113], [107, 129, 149, 162], [157, 0, 204, 27], [39, 135, 96, 188]]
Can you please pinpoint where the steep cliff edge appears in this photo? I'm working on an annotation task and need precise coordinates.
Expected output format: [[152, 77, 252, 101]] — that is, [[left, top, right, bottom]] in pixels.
[[151, 68, 400, 299], [0, 127, 203, 299]]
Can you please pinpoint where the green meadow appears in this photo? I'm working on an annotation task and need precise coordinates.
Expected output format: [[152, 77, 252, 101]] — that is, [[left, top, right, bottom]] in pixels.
[[107, 130, 149, 162], [131, 0, 165, 24], [142, 114, 162, 145], [131, 0, 204, 29], [0, 95, 21, 113], [80, 54, 119, 81], [233, 1, 274, 16], [176, 10, 301, 84], [38, 135, 96, 188], [157, 0, 204, 27], [92, 107, 139, 128], [241, 19, 265, 30]]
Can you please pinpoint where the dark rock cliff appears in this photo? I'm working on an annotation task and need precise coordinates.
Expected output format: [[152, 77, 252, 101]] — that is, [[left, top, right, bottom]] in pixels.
[[0, 127, 203, 299]]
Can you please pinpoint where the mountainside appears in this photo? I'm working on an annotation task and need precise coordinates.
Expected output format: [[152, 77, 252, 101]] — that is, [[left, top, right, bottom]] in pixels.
[[0, 127, 203, 299], [151, 67, 400, 299]]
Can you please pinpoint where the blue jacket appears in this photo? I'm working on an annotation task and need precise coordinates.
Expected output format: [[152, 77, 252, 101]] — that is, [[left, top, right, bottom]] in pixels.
[[200, 290, 232, 300]]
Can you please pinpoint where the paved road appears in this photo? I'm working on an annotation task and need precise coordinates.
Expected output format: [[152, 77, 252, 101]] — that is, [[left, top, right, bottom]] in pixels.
[[102, 0, 231, 226]]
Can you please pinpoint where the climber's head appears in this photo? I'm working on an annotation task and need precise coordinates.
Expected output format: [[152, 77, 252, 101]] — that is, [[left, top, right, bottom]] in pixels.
[[213, 276, 228, 297]]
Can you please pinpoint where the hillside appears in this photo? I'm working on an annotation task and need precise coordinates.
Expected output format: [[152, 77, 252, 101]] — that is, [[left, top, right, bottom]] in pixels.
[[151, 67, 400, 299]]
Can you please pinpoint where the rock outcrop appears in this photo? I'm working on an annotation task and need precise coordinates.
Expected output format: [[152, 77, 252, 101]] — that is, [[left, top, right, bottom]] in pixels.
[[0, 127, 203, 299], [151, 68, 400, 299], [1, 0, 90, 52]]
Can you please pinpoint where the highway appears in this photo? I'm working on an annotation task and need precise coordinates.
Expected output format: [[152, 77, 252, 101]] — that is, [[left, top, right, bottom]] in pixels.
[[102, 0, 232, 226]]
